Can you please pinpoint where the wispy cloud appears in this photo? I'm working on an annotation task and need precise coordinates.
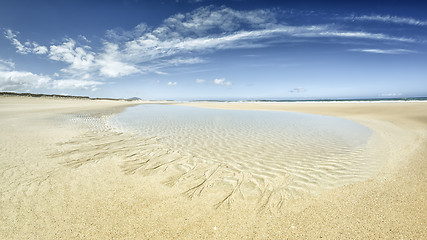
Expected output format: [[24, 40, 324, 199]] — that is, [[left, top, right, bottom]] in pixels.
[[4, 29, 48, 55], [167, 81, 178, 86], [0, 59, 15, 70], [0, 59, 51, 91], [348, 48, 417, 54], [0, 70, 51, 91], [213, 78, 232, 86], [122, 23, 414, 65], [290, 87, 306, 93], [196, 78, 231, 86], [119, 7, 415, 67], [5, 7, 416, 75], [186, 0, 206, 3], [310, 30, 414, 42], [97, 42, 140, 77], [380, 92, 402, 97], [106, 23, 150, 42], [78, 35, 91, 43], [49, 38, 96, 72], [2, 6, 422, 92], [349, 15, 427, 26], [0, 58, 102, 92], [160, 6, 278, 36], [165, 57, 205, 66]]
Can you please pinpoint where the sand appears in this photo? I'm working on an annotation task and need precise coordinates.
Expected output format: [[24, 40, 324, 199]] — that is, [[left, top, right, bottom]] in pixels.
[[1, 96, 426, 239]]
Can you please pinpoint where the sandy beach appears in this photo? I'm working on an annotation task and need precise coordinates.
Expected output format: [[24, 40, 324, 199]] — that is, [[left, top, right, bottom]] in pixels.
[[1, 96, 426, 239]]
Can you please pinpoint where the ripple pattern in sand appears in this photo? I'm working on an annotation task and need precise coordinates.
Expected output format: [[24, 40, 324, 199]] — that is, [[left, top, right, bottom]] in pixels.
[[57, 105, 384, 212]]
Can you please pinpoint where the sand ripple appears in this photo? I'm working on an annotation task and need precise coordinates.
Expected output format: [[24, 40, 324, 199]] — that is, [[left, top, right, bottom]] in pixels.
[[50, 105, 385, 212]]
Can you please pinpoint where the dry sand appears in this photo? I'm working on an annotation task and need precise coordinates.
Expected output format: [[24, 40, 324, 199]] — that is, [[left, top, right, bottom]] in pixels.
[[1, 96, 426, 239]]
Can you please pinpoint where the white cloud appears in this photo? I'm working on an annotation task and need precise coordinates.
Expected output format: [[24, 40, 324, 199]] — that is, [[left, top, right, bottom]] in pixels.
[[196, 78, 232, 86], [0, 67, 102, 92], [122, 18, 414, 67], [120, 7, 416, 64], [33, 44, 48, 54], [5, 8, 417, 76], [2, 7, 421, 93], [4, 29, 48, 55], [350, 15, 427, 26], [298, 29, 414, 42], [48, 39, 140, 79], [0, 59, 15, 71], [4, 29, 29, 54], [0, 69, 51, 91], [166, 57, 205, 66], [96, 42, 140, 77], [290, 87, 306, 93], [161, 6, 277, 37], [5, 33, 140, 81], [26, 41, 48, 54], [349, 48, 417, 54], [49, 38, 96, 72], [123, 24, 308, 63], [0, 59, 50, 91], [167, 81, 177, 86], [213, 78, 232, 86], [0, 59, 102, 92], [106, 23, 149, 41], [78, 35, 91, 43]]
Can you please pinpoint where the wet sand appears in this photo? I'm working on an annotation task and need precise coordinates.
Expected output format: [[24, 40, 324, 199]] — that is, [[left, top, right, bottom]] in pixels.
[[109, 104, 385, 203], [1, 96, 426, 239]]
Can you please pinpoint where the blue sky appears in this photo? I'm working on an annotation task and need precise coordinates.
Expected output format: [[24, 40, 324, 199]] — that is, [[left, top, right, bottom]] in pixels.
[[1, 0, 426, 100]]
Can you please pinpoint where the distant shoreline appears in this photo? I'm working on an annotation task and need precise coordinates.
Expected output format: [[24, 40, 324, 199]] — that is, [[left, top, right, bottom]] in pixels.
[[0, 91, 134, 101], [2, 91, 426, 103], [186, 97, 427, 103]]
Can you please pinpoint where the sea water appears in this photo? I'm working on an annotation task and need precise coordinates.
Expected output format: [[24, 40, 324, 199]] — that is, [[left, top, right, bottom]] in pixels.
[[109, 104, 384, 202]]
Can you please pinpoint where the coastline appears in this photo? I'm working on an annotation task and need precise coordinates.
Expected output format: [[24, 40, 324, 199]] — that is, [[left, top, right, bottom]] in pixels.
[[1, 96, 426, 239]]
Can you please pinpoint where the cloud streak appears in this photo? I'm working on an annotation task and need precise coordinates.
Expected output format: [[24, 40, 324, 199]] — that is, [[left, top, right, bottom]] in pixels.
[[350, 15, 427, 26], [0, 59, 103, 92], [122, 19, 414, 66], [0, 59, 51, 91], [213, 78, 232, 86], [0, 70, 51, 91], [4, 29, 48, 55], [1, 6, 423, 92], [348, 48, 417, 54], [49, 38, 96, 72], [290, 87, 306, 93], [0, 59, 15, 70], [97, 42, 140, 77], [5, 7, 417, 76], [380, 92, 402, 97]]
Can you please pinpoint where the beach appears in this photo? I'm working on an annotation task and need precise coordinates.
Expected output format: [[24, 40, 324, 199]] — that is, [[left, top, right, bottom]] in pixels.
[[1, 96, 426, 239]]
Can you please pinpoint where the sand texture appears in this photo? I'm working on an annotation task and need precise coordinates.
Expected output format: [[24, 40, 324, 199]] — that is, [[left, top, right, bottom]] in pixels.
[[1, 96, 426, 239], [109, 104, 385, 208]]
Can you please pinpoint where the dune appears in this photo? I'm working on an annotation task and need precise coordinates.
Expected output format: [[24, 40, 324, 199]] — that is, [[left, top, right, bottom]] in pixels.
[[1, 96, 426, 239]]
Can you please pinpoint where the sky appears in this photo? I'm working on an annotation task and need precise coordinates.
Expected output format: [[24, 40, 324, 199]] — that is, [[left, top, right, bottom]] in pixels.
[[0, 0, 426, 100]]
